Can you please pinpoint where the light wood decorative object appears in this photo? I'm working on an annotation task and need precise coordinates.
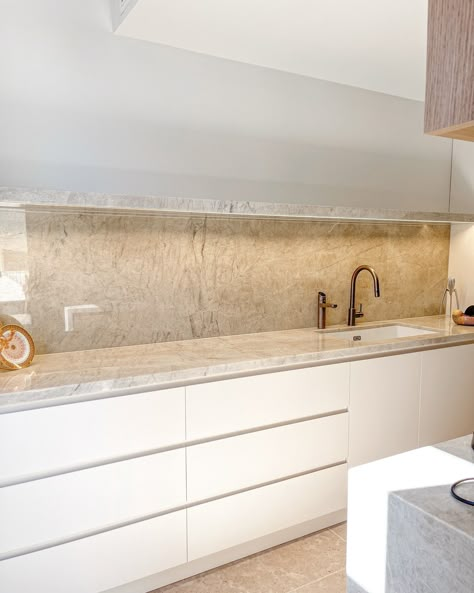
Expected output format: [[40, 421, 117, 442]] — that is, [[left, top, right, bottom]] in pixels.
[[452, 309, 474, 326], [0, 324, 35, 370], [425, 0, 474, 141]]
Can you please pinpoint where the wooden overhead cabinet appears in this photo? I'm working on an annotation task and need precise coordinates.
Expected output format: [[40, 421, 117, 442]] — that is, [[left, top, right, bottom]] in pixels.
[[425, 0, 474, 141]]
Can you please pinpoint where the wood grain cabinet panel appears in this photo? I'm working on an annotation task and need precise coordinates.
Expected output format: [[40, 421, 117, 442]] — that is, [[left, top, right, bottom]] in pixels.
[[425, 0, 474, 140]]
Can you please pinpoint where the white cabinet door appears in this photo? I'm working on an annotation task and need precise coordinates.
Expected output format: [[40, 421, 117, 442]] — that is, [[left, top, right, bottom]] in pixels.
[[349, 353, 421, 467], [187, 464, 347, 561], [0, 449, 185, 557], [419, 344, 474, 446], [0, 510, 186, 593], [187, 413, 348, 501], [186, 363, 350, 440], [0, 387, 185, 485]]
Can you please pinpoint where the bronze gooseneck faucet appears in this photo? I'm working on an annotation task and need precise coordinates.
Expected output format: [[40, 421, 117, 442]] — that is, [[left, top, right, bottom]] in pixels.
[[347, 265, 381, 326]]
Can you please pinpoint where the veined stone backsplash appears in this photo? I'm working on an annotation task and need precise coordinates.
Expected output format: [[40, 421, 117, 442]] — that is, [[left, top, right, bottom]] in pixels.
[[0, 209, 450, 354]]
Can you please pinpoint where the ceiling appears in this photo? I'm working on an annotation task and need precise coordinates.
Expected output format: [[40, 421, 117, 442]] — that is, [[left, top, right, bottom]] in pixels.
[[115, 0, 428, 101]]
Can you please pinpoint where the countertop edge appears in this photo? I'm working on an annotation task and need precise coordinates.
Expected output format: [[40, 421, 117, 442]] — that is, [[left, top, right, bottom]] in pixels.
[[1, 186, 474, 223], [2, 327, 474, 413]]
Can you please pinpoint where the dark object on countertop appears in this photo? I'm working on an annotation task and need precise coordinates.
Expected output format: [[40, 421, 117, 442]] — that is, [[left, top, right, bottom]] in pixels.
[[464, 305, 474, 317], [451, 477, 474, 506], [450, 433, 474, 506]]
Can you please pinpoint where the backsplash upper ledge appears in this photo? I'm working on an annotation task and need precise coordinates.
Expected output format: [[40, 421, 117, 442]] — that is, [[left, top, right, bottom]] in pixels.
[[1, 187, 473, 224]]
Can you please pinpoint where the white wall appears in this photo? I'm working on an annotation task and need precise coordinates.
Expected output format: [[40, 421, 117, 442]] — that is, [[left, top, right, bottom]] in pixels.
[[449, 224, 474, 312], [450, 141, 474, 214], [448, 141, 474, 310], [1, 0, 452, 210]]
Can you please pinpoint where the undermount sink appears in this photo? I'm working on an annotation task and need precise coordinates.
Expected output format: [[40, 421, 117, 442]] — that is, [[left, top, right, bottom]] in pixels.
[[320, 324, 438, 342]]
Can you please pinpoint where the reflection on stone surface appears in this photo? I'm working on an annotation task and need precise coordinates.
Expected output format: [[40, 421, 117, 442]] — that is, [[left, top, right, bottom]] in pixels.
[[0, 210, 28, 319], [0, 210, 451, 354]]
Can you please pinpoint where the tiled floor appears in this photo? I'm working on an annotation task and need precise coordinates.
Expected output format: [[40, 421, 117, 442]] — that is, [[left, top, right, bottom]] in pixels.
[[153, 523, 347, 593]]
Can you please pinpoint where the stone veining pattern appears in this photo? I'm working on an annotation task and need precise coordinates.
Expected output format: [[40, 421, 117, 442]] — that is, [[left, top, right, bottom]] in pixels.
[[1, 315, 474, 412], [386, 485, 474, 593], [12, 210, 450, 354], [2, 186, 474, 222]]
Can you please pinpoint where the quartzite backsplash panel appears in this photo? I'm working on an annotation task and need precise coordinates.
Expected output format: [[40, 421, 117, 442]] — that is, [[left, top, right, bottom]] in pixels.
[[0, 210, 450, 354]]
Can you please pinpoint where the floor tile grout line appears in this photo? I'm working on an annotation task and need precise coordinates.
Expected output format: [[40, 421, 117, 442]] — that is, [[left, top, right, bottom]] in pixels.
[[287, 568, 346, 593], [329, 528, 347, 543], [153, 528, 347, 592]]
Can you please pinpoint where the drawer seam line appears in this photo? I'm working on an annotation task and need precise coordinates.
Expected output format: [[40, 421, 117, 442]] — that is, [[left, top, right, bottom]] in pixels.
[[0, 461, 347, 562], [0, 409, 348, 488]]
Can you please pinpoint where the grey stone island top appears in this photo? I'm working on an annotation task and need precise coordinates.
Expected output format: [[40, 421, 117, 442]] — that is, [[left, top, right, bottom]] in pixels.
[[436, 434, 474, 464], [347, 435, 474, 593], [1, 315, 474, 412], [386, 435, 474, 593], [2, 186, 474, 223]]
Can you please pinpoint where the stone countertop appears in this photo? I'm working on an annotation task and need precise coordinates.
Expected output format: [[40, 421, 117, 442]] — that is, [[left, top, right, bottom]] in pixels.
[[395, 435, 474, 532], [2, 186, 474, 224], [436, 434, 474, 464], [390, 482, 474, 546], [347, 436, 474, 593], [385, 435, 474, 593], [1, 315, 474, 412]]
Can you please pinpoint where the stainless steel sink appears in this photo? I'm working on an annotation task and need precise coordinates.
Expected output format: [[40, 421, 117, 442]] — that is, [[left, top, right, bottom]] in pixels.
[[319, 324, 438, 342]]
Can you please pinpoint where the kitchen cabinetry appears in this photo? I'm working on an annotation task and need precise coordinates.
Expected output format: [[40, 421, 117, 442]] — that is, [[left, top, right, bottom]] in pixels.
[[0, 511, 187, 593], [349, 353, 421, 467], [1, 343, 473, 592], [185, 363, 349, 440], [187, 413, 348, 501], [188, 465, 347, 561], [0, 387, 185, 484], [0, 365, 349, 593], [419, 344, 474, 445], [0, 449, 185, 556], [425, 0, 474, 141], [349, 346, 474, 467]]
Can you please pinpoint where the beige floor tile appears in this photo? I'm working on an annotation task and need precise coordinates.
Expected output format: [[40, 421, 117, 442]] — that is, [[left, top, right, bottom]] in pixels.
[[153, 529, 346, 593], [292, 570, 346, 593], [330, 522, 347, 542]]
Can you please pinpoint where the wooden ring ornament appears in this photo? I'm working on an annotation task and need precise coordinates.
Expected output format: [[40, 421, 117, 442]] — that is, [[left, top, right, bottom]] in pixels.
[[0, 324, 35, 370], [452, 309, 474, 326]]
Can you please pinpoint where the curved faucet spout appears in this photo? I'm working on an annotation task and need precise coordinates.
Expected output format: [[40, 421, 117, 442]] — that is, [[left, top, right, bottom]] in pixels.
[[348, 265, 381, 326]]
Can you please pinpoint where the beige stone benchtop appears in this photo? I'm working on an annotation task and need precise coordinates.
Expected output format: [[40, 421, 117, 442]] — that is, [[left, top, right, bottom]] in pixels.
[[1, 315, 474, 412]]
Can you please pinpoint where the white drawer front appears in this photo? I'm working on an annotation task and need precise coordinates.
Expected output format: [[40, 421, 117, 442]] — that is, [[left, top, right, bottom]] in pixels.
[[188, 464, 347, 560], [0, 449, 185, 557], [186, 364, 349, 440], [0, 388, 185, 484], [0, 510, 186, 593], [187, 413, 348, 501]]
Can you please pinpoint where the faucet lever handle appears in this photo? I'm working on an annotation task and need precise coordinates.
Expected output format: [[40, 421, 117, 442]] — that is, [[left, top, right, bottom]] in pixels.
[[317, 291, 337, 329], [356, 303, 364, 318]]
